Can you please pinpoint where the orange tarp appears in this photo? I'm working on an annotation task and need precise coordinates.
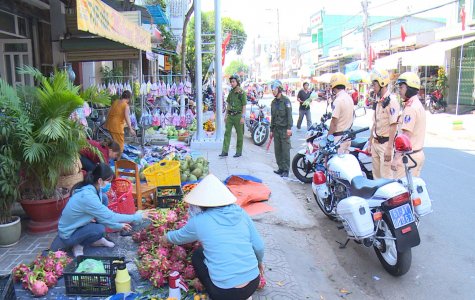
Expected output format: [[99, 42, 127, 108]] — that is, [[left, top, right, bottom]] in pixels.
[[225, 176, 274, 216]]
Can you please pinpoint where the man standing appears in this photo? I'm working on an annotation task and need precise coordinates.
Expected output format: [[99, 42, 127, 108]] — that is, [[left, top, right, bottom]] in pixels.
[[367, 69, 400, 179], [393, 72, 426, 178], [270, 80, 293, 177], [220, 74, 247, 158], [296, 82, 312, 129], [328, 73, 354, 154]]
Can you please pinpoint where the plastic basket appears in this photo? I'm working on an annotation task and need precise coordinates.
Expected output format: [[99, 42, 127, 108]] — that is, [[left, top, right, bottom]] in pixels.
[[64, 256, 123, 297], [143, 160, 181, 187], [107, 178, 136, 214], [0, 274, 16, 300], [156, 185, 183, 208]]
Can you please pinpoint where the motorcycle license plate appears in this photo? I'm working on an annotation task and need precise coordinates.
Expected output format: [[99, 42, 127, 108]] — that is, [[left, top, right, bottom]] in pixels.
[[389, 204, 415, 229]]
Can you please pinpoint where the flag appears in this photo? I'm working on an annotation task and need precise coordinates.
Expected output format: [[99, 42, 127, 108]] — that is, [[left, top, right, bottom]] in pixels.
[[222, 32, 232, 65], [153, 28, 162, 41], [400, 25, 407, 42], [460, 6, 466, 31]]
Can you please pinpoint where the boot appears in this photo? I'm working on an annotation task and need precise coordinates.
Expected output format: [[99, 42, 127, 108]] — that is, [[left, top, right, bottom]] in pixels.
[[280, 171, 289, 178], [219, 152, 228, 157], [233, 153, 242, 158], [273, 169, 283, 175]]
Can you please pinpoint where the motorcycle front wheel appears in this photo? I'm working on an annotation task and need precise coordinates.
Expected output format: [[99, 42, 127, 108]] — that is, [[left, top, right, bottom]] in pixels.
[[292, 153, 314, 183], [252, 123, 269, 146], [374, 217, 412, 276], [429, 100, 437, 114], [313, 192, 337, 221]]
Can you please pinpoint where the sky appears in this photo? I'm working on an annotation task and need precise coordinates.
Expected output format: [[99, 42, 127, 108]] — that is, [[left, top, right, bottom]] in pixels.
[[199, 0, 454, 64]]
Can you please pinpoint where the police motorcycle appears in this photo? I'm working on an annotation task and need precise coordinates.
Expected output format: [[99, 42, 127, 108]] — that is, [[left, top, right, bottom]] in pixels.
[[311, 130, 432, 276], [292, 104, 373, 183], [245, 101, 271, 146]]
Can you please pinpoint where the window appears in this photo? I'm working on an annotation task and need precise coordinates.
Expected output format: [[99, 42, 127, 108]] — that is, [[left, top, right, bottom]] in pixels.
[[472, 0, 475, 20], [18, 17, 27, 37], [4, 43, 28, 52], [0, 11, 16, 34]]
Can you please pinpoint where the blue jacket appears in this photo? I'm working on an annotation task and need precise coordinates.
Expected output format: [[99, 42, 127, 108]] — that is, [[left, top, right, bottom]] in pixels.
[[58, 185, 142, 239], [167, 204, 264, 289]]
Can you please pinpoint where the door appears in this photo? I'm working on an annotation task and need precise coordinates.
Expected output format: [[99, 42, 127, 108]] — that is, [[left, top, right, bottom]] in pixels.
[[0, 39, 33, 86]]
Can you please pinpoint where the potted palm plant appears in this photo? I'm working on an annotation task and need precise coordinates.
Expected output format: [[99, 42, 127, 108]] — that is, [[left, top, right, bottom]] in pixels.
[[15, 67, 109, 233], [0, 78, 30, 246]]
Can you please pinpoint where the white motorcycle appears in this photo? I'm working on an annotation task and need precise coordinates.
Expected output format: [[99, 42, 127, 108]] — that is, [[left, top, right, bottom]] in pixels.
[[311, 129, 432, 276]]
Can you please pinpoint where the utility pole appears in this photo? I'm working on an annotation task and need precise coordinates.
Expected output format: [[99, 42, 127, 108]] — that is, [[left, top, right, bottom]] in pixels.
[[277, 8, 281, 78], [214, 0, 223, 140], [362, 0, 369, 70]]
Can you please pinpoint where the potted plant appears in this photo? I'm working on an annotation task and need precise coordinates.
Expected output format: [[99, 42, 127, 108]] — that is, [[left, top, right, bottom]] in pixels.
[[0, 79, 30, 246], [14, 67, 109, 233]]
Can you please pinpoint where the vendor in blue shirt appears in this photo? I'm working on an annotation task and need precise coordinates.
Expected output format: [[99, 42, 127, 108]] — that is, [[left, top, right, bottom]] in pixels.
[[161, 174, 265, 300], [51, 163, 149, 257]]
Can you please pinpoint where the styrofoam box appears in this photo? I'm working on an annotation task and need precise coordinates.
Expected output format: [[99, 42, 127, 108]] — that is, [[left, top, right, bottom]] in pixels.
[[337, 196, 374, 238]]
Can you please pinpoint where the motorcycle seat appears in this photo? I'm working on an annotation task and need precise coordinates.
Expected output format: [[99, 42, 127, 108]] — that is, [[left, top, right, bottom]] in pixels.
[[351, 137, 367, 149], [350, 176, 395, 198]]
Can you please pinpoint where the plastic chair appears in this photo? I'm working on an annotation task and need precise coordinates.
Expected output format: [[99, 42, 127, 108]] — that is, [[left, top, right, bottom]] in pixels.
[[114, 160, 157, 210]]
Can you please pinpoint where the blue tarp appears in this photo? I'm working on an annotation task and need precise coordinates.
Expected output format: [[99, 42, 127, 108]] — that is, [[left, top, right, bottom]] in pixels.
[[344, 60, 362, 74]]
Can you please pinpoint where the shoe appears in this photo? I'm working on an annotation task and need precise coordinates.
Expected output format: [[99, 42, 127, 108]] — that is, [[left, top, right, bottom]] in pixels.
[[233, 153, 242, 158], [72, 244, 84, 257], [280, 171, 289, 178], [90, 237, 115, 248], [273, 169, 283, 175], [219, 152, 228, 157]]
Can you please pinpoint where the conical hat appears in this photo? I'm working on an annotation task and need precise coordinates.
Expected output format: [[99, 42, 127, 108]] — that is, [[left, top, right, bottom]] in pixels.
[[184, 174, 236, 207]]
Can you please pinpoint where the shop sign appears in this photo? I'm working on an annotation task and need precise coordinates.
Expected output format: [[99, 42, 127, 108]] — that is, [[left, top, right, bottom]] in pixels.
[[164, 55, 171, 71], [310, 11, 323, 29], [77, 0, 152, 52]]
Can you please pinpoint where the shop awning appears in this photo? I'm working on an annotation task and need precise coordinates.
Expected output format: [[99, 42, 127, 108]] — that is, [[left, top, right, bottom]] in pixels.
[[145, 5, 170, 25], [62, 38, 140, 62], [374, 52, 411, 70], [76, 0, 151, 52], [402, 36, 475, 66]]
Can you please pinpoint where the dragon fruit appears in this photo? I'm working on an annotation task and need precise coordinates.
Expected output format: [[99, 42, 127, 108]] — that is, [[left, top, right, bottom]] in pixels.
[[170, 261, 185, 273], [190, 278, 204, 291], [30, 280, 49, 297], [137, 244, 149, 257], [150, 270, 165, 287], [12, 263, 30, 282], [53, 250, 68, 259], [258, 275, 267, 289], [157, 247, 170, 257], [172, 246, 186, 260], [156, 224, 167, 235], [44, 271, 58, 287], [21, 271, 35, 290], [159, 258, 171, 272], [183, 265, 196, 280], [54, 262, 64, 277], [43, 257, 55, 272], [166, 210, 178, 223]]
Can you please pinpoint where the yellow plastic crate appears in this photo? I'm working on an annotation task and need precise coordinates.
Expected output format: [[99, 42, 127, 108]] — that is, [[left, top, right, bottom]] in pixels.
[[143, 160, 181, 187]]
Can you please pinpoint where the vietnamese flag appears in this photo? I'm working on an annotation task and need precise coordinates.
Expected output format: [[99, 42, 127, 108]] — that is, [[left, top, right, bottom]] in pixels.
[[222, 32, 232, 65], [460, 6, 466, 31], [401, 25, 407, 42]]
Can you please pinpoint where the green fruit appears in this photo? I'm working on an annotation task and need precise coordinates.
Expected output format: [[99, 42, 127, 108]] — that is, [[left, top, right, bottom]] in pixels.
[[188, 174, 198, 182], [196, 157, 205, 164], [181, 174, 188, 182], [191, 168, 203, 178], [193, 163, 203, 171], [184, 170, 190, 176]]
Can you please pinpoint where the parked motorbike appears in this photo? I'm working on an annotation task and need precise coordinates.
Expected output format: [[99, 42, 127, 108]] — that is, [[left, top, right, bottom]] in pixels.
[[245, 103, 270, 146], [292, 113, 372, 183], [426, 89, 447, 114], [311, 130, 432, 276]]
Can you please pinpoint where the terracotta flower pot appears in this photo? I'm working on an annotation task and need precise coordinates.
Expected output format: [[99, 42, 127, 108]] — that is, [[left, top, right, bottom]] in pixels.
[[20, 197, 69, 234]]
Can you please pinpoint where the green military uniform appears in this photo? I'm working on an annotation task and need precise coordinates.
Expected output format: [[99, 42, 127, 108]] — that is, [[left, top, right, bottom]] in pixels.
[[270, 95, 293, 172], [222, 86, 247, 155]]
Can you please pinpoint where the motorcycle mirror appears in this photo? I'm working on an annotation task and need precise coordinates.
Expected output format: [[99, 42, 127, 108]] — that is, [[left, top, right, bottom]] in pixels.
[[319, 139, 327, 148], [327, 135, 335, 143]]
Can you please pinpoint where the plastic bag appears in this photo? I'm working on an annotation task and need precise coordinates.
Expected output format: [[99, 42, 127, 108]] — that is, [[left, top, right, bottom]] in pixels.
[[75, 259, 106, 274]]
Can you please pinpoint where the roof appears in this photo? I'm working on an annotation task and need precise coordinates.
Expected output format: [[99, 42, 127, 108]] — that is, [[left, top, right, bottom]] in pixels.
[[145, 5, 170, 25]]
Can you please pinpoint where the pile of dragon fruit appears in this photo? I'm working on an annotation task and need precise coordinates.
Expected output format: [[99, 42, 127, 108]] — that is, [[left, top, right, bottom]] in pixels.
[[12, 250, 72, 297], [132, 202, 205, 292]]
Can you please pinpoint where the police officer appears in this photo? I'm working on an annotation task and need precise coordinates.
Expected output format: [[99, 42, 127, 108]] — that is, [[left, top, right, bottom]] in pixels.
[[328, 73, 354, 154], [220, 74, 247, 157], [392, 72, 426, 178], [270, 80, 293, 177], [367, 69, 400, 179]]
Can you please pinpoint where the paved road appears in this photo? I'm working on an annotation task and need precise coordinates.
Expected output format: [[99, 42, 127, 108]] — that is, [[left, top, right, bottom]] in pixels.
[[276, 94, 475, 299]]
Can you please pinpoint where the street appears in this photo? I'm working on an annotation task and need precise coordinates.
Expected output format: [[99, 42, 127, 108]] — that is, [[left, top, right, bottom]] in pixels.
[[247, 94, 475, 299]]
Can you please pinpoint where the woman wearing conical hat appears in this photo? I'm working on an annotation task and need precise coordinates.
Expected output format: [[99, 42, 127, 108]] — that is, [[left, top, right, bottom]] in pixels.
[[161, 174, 265, 300]]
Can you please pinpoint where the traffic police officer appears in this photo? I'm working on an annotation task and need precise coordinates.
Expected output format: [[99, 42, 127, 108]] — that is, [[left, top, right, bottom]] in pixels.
[[367, 69, 400, 179], [270, 80, 293, 177], [328, 73, 354, 154], [220, 74, 247, 158], [393, 72, 426, 178]]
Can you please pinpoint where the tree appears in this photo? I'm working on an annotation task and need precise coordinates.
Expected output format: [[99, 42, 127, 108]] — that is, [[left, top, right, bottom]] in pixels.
[[225, 60, 249, 78], [186, 12, 247, 84]]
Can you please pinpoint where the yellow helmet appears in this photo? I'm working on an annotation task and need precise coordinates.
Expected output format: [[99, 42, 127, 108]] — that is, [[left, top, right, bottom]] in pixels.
[[370, 68, 390, 87], [396, 72, 420, 90], [330, 72, 348, 89]]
